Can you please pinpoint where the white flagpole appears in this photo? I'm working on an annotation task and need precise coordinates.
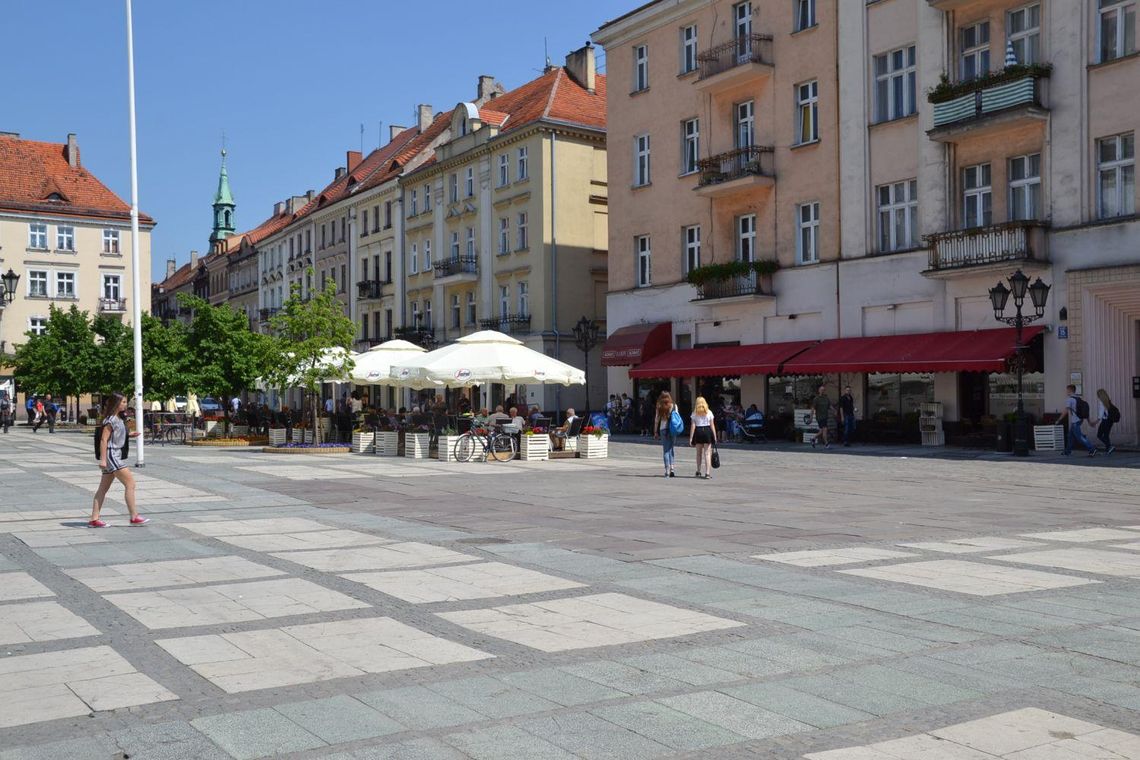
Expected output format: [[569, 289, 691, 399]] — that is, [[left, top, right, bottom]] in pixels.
[[126, 0, 146, 467]]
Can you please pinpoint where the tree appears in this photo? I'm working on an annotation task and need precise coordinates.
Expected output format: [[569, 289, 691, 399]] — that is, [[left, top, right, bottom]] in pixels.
[[265, 271, 356, 444], [12, 305, 97, 420], [91, 313, 134, 396], [180, 294, 273, 435], [141, 315, 189, 403]]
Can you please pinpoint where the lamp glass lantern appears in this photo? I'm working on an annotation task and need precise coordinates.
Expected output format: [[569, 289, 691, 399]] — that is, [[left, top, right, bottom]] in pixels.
[[0, 268, 19, 305], [1008, 269, 1029, 305], [988, 281, 1010, 319], [1028, 277, 1050, 315]]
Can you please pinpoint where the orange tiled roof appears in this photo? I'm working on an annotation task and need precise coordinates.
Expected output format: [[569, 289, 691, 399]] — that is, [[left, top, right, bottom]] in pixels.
[[155, 260, 196, 291], [486, 67, 607, 135], [0, 135, 154, 223], [355, 109, 456, 193]]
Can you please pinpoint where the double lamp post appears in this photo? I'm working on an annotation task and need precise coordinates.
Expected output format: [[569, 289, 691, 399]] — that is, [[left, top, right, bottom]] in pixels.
[[988, 269, 1050, 457]]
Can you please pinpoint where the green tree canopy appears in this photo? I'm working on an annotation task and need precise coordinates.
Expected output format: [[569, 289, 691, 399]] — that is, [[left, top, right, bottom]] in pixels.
[[12, 305, 96, 399]]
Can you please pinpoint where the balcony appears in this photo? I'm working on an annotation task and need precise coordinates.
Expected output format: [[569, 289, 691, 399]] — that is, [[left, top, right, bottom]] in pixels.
[[689, 262, 777, 303], [928, 67, 1050, 142], [98, 297, 127, 314], [394, 325, 437, 347], [356, 279, 390, 300], [695, 146, 775, 198], [433, 255, 479, 283], [696, 34, 774, 93], [923, 221, 1049, 278], [258, 307, 280, 321], [479, 314, 532, 334]]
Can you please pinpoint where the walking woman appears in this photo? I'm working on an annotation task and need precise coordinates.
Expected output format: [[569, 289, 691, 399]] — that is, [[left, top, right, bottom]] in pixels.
[[1095, 388, 1118, 455], [90, 392, 147, 528], [653, 391, 678, 478], [690, 396, 717, 479]]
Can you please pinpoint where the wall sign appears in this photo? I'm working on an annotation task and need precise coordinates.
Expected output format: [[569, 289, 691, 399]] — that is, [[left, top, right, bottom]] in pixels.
[[1057, 325, 1068, 339]]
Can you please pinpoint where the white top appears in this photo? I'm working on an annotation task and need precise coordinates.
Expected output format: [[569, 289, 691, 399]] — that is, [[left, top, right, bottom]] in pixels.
[[691, 411, 714, 427], [1097, 400, 1108, 421], [350, 398, 363, 413]]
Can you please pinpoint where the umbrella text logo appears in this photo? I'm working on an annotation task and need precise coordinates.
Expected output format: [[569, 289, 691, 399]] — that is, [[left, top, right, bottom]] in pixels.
[[454, 368, 473, 383], [398, 368, 412, 379]]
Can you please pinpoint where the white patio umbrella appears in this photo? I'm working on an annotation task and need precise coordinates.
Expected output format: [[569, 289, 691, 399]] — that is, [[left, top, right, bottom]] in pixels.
[[350, 340, 431, 387], [388, 330, 585, 388]]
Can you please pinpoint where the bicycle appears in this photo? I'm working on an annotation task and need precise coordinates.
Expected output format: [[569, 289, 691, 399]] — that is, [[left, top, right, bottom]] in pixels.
[[454, 426, 516, 462]]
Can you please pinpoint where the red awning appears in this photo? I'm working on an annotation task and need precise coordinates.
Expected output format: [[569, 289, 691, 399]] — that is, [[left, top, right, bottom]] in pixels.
[[629, 340, 818, 379], [601, 322, 672, 366], [780, 327, 1044, 375]]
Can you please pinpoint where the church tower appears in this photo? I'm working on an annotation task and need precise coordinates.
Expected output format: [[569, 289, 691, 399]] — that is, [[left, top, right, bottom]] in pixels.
[[209, 148, 236, 245]]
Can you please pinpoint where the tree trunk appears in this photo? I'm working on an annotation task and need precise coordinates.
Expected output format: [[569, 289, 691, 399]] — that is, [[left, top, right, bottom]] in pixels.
[[313, 392, 322, 445]]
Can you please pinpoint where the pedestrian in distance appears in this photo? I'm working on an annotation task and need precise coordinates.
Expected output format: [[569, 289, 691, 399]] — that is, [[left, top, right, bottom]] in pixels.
[[25, 394, 36, 426], [90, 392, 148, 528], [1094, 388, 1119, 455], [32, 393, 57, 433], [653, 391, 680, 478], [839, 385, 856, 446], [811, 384, 832, 449], [1061, 384, 1097, 457], [31, 397, 45, 432], [0, 393, 12, 434], [689, 396, 717, 479]]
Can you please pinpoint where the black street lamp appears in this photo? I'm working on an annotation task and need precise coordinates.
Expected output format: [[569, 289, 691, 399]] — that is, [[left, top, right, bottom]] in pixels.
[[989, 269, 1050, 457], [572, 316, 600, 413], [0, 268, 19, 305]]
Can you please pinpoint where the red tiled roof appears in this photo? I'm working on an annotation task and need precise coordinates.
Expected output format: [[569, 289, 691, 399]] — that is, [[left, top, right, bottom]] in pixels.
[[0, 135, 154, 223], [484, 67, 607, 135], [355, 109, 456, 193], [155, 260, 196, 291]]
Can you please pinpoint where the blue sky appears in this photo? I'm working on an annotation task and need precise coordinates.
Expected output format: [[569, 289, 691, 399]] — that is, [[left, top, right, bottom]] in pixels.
[[7, 0, 627, 274]]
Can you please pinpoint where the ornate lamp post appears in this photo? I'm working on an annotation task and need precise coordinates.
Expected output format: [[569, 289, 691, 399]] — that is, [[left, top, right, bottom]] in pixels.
[[989, 269, 1050, 457], [0, 268, 19, 305], [572, 316, 600, 413]]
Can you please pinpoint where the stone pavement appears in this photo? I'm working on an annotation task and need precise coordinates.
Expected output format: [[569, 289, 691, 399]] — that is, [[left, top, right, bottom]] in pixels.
[[1, 428, 1139, 759]]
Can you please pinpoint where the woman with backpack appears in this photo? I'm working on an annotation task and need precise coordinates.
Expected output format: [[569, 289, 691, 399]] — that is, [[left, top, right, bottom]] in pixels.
[[653, 391, 681, 478], [1095, 388, 1119, 455], [89, 392, 147, 528]]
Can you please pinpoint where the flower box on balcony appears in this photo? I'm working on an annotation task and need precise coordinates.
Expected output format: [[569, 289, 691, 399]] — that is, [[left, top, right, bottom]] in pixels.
[[351, 431, 374, 453], [405, 432, 430, 459], [520, 434, 549, 461], [579, 433, 609, 459]]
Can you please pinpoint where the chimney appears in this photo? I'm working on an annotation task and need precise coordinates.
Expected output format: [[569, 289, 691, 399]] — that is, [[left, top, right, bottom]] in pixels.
[[388, 124, 407, 142], [346, 150, 362, 172], [417, 104, 433, 132], [190, 250, 199, 269], [273, 201, 286, 216], [334, 167, 347, 180], [166, 259, 176, 279], [565, 43, 597, 94], [477, 75, 497, 102], [65, 133, 80, 168]]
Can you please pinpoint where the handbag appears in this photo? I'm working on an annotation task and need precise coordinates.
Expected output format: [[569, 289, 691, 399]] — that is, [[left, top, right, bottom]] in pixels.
[[669, 408, 684, 436], [711, 443, 721, 469]]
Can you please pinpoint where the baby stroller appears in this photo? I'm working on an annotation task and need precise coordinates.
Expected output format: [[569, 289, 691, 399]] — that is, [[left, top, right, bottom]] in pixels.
[[738, 410, 767, 443]]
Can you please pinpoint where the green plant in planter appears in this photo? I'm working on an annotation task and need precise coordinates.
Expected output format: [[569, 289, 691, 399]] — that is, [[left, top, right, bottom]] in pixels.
[[441, 426, 457, 436], [686, 259, 779, 286], [927, 63, 1052, 104]]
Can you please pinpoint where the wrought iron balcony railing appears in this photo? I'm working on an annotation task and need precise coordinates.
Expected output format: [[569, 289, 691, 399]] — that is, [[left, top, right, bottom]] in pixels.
[[356, 279, 389, 300], [479, 314, 532, 333], [697, 146, 775, 187], [697, 33, 774, 80], [924, 221, 1048, 272], [693, 271, 775, 301], [98, 297, 127, 313], [433, 255, 478, 278]]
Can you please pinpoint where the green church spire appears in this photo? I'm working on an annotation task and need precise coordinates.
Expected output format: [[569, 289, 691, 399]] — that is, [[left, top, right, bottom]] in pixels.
[[210, 147, 236, 244]]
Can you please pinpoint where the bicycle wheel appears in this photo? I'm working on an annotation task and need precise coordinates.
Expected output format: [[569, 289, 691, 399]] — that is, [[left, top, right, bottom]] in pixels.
[[455, 433, 476, 462], [489, 432, 516, 462], [166, 426, 186, 445]]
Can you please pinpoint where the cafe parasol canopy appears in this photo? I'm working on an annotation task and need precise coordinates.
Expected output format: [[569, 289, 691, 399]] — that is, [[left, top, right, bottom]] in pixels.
[[349, 339, 435, 388], [388, 330, 585, 388]]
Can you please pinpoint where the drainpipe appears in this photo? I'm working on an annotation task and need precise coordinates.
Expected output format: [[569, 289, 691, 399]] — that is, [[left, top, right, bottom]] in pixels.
[[551, 130, 562, 415]]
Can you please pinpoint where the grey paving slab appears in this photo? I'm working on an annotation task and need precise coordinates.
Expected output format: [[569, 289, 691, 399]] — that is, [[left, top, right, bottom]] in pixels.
[[336, 738, 470, 759], [496, 666, 630, 706], [0, 736, 121, 760], [591, 699, 748, 751], [274, 695, 404, 744], [110, 721, 230, 760], [355, 685, 486, 730], [559, 660, 691, 695], [425, 675, 562, 719], [719, 682, 877, 729], [443, 724, 580, 760], [191, 708, 327, 759], [518, 712, 675, 759], [655, 690, 812, 740]]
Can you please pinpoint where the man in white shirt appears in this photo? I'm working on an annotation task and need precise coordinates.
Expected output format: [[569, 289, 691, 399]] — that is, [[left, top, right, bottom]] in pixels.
[[350, 395, 363, 414], [231, 397, 241, 415], [324, 397, 335, 415], [550, 408, 578, 450]]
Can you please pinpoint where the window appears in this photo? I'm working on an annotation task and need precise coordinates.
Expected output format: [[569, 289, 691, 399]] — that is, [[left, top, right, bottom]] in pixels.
[[518, 281, 529, 316], [103, 274, 121, 300], [373, 204, 380, 232], [517, 146, 529, 180], [962, 163, 993, 228], [341, 263, 347, 292], [451, 231, 460, 258], [1099, 0, 1137, 62], [361, 314, 369, 340], [321, 224, 327, 248], [681, 118, 700, 175], [1009, 153, 1042, 220], [1097, 132, 1135, 219], [877, 179, 918, 252], [680, 25, 698, 74], [466, 291, 477, 324], [794, 0, 816, 32], [465, 166, 474, 197], [56, 271, 76, 298], [385, 201, 392, 228], [499, 217, 510, 254], [636, 235, 652, 287], [411, 301, 420, 325], [29, 317, 47, 336], [1007, 4, 1041, 65], [449, 174, 458, 203], [735, 101, 755, 149], [465, 227, 475, 257], [373, 312, 382, 341], [634, 134, 651, 186], [737, 214, 756, 262], [102, 229, 120, 254], [361, 209, 369, 236], [517, 211, 529, 249], [423, 240, 432, 270], [796, 202, 821, 264], [683, 225, 701, 274], [734, 2, 753, 53], [633, 44, 649, 91], [424, 299, 432, 328], [959, 21, 990, 81], [499, 285, 509, 318], [423, 182, 432, 211], [384, 251, 392, 281], [795, 81, 818, 144], [410, 243, 418, 274], [28, 223, 47, 249], [873, 45, 916, 123], [339, 219, 344, 243], [498, 154, 509, 186], [28, 270, 48, 297], [410, 189, 418, 216], [451, 294, 461, 328]]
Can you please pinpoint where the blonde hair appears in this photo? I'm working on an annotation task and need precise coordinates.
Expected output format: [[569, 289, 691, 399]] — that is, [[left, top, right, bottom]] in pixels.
[[694, 396, 709, 415], [1097, 388, 1112, 407]]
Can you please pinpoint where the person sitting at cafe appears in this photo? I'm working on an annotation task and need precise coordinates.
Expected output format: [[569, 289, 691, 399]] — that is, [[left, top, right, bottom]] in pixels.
[[507, 406, 527, 433], [489, 405, 511, 426], [550, 408, 578, 451], [528, 405, 543, 425]]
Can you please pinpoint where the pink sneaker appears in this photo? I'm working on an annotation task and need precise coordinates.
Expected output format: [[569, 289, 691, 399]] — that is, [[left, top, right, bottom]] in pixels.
[[129, 516, 149, 526], [88, 519, 108, 528]]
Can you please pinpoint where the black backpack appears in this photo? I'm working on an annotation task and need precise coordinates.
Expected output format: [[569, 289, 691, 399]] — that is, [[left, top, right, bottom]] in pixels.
[[1108, 404, 1121, 424], [1073, 395, 1090, 421], [94, 419, 129, 461]]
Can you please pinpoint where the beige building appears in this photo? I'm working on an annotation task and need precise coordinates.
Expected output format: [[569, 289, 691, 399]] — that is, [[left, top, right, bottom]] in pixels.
[[398, 47, 609, 412], [0, 132, 152, 401], [597, 0, 1138, 447]]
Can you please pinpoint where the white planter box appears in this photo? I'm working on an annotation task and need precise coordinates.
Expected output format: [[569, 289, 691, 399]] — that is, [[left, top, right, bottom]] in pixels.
[[351, 432, 374, 453], [300, 429, 315, 444], [1034, 425, 1064, 451], [579, 434, 609, 459], [563, 436, 579, 452], [203, 420, 218, 435], [405, 432, 430, 459], [520, 435, 549, 461], [372, 431, 398, 456], [319, 417, 332, 436], [229, 424, 249, 436], [269, 428, 288, 446], [437, 435, 463, 462]]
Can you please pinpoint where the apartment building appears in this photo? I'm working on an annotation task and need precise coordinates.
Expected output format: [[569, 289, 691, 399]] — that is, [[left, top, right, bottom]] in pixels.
[[398, 47, 609, 412], [0, 132, 152, 389], [597, 0, 1138, 445]]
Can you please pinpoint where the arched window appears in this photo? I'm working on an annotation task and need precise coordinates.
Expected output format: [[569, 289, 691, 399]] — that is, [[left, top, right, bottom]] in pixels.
[[224, 210, 232, 227]]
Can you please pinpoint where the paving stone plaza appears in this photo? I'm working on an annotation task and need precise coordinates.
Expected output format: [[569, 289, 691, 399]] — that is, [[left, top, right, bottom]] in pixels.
[[1, 431, 1139, 759]]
